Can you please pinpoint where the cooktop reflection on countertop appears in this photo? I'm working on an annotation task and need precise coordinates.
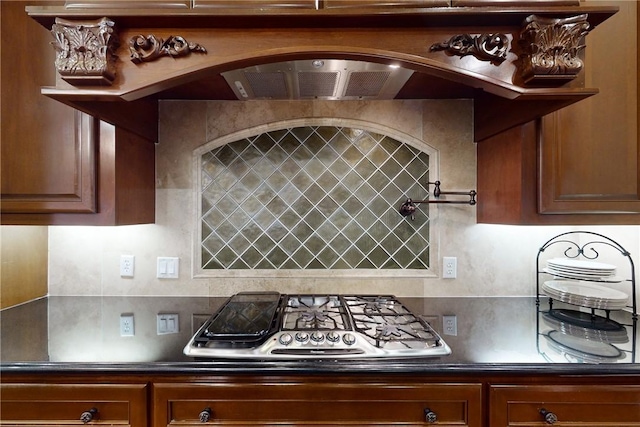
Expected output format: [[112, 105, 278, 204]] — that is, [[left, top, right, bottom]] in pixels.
[[0, 295, 637, 367]]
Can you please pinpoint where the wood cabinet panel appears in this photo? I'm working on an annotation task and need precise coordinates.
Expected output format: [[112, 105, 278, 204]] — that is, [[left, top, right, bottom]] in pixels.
[[154, 381, 483, 426], [193, 0, 315, 7], [453, 0, 578, 5], [489, 384, 640, 426], [64, 0, 190, 7], [1, 121, 156, 225], [538, 0, 640, 215], [0, 2, 96, 214], [0, 383, 148, 427], [323, 0, 448, 8]]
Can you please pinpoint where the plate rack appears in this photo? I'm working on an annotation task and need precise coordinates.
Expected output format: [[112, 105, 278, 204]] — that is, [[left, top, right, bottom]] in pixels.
[[536, 231, 637, 363], [537, 231, 637, 319]]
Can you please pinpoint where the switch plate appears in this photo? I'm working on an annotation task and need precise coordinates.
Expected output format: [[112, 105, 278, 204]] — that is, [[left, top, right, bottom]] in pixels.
[[120, 314, 135, 336], [157, 313, 179, 335], [443, 315, 457, 336], [157, 257, 179, 279], [443, 256, 457, 279], [120, 255, 135, 277]]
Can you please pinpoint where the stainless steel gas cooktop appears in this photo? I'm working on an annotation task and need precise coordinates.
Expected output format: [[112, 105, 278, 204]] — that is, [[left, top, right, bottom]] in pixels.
[[184, 292, 451, 360]]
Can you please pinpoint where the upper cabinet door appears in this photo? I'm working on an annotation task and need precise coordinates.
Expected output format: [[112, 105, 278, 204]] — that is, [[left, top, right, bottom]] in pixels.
[[0, 2, 97, 215], [539, 0, 640, 215]]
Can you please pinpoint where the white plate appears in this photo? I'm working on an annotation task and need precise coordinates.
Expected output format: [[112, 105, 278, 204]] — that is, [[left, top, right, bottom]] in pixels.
[[547, 265, 615, 276], [542, 268, 622, 283], [547, 258, 616, 272], [544, 280, 628, 301]]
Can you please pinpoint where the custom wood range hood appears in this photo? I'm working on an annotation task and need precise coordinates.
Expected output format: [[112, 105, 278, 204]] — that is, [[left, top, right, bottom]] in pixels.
[[26, 1, 617, 143]]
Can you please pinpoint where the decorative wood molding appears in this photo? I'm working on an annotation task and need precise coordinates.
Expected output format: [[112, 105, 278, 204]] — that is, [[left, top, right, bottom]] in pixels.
[[429, 33, 509, 64], [51, 17, 118, 86], [129, 35, 207, 64], [519, 14, 590, 84]]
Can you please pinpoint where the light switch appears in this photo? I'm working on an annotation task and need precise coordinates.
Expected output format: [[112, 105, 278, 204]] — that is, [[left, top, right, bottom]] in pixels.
[[157, 313, 179, 335], [157, 257, 179, 279]]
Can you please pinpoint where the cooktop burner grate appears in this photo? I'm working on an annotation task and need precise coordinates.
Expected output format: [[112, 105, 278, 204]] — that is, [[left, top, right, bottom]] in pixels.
[[282, 294, 350, 331]]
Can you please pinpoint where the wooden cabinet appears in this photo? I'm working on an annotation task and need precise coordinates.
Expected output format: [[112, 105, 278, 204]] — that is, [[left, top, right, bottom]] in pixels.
[[477, 1, 640, 225], [453, 0, 578, 5], [537, 1, 639, 217], [153, 379, 483, 426], [1, 118, 156, 226], [322, 0, 448, 7], [0, 1, 156, 226], [489, 384, 640, 426], [1, 2, 95, 216], [64, 1, 190, 7], [0, 383, 148, 427], [2, 373, 640, 427]]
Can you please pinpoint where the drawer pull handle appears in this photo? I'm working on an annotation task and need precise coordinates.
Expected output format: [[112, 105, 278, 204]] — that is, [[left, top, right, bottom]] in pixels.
[[539, 408, 558, 424], [199, 407, 212, 423], [80, 407, 98, 424], [424, 408, 438, 423]]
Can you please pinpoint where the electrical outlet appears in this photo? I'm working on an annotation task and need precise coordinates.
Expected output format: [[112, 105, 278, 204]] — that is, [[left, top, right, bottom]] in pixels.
[[442, 315, 457, 336], [120, 255, 135, 277], [120, 314, 135, 336], [443, 256, 457, 279]]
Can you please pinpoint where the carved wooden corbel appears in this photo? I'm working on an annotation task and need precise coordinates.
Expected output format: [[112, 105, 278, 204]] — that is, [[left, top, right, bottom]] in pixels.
[[51, 17, 118, 86], [129, 35, 207, 64], [430, 33, 509, 64], [519, 14, 590, 85]]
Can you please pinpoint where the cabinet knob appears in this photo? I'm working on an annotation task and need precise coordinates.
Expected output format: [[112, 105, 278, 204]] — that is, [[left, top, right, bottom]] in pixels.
[[539, 408, 558, 424], [80, 407, 98, 424], [199, 407, 212, 423], [424, 408, 438, 423]]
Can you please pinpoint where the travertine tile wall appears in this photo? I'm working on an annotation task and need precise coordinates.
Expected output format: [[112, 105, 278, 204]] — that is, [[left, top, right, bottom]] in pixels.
[[47, 100, 640, 301]]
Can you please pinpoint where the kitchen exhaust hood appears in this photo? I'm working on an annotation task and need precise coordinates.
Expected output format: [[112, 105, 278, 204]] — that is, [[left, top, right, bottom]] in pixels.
[[221, 59, 414, 100], [26, 3, 618, 143]]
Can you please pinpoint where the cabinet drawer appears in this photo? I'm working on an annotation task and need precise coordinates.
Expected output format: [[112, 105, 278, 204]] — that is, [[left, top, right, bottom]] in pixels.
[[490, 384, 640, 426], [154, 381, 482, 426], [0, 383, 147, 427]]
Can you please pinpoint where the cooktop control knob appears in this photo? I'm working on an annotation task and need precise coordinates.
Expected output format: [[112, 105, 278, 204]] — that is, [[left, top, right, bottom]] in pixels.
[[342, 333, 356, 346], [310, 331, 325, 344], [295, 332, 310, 344], [278, 333, 293, 346], [326, 331, 340, 343]]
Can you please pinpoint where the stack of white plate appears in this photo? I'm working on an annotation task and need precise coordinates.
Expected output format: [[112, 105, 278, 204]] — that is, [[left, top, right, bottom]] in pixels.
[[541, 280, 629, 310], [544, 258, 620, 282]]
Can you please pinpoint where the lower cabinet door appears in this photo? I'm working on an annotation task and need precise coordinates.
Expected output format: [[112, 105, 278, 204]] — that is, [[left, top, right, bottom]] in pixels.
[[0, 383, 148, 427], [154, 380, 483, 426], [490, 384, 640, 426]]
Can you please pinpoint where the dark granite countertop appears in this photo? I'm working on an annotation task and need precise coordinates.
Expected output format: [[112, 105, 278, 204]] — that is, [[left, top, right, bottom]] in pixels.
[[1, 296, 638, 375]]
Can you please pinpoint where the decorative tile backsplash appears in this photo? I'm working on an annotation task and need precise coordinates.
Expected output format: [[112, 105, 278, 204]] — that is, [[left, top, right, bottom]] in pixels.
[[200, 126, 431, 270]]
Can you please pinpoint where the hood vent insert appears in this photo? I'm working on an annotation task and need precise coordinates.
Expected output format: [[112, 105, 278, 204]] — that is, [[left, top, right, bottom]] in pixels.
[[222, 59, 414, 100]]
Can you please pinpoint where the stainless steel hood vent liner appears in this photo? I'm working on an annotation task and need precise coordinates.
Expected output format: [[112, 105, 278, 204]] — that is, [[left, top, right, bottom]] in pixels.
[[222, 59, 414, 100]]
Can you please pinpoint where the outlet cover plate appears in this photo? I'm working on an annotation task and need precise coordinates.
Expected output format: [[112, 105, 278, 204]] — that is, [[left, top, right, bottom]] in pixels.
[[157, 313, 179, 335], [120, 314, 135, 336], [120, 255, 135, 277]]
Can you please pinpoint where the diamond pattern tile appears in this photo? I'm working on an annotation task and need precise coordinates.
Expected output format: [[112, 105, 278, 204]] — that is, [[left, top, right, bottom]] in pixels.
[[200, 126, 430, 270]]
